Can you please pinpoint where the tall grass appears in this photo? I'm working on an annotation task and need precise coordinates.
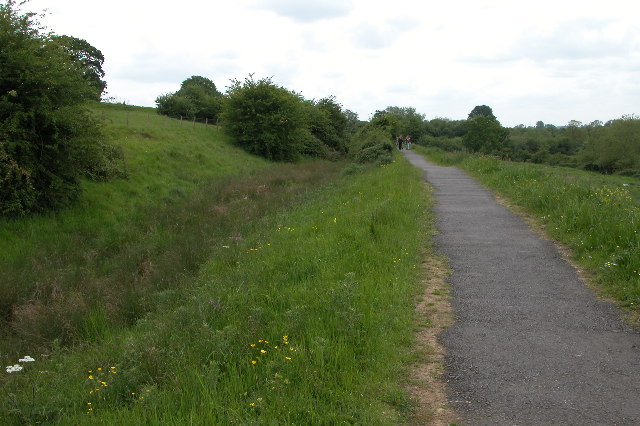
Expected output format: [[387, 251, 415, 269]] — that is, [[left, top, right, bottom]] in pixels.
[[415, 146, 640, 311], [1, 102, 285, 356], [1, 155, 435, 424]]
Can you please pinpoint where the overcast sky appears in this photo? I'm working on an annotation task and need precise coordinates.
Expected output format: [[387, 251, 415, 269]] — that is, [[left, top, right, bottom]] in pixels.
[[24, 0, 639, 126]]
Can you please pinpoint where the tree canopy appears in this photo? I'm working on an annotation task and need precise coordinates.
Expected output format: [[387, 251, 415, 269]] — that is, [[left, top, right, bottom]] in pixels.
[[53, 35, 107, 100], [0, 0, 123, 215], [156, 75, 222, 120], [221, 76, 307, 161], [468, 105, 496, 120], [463, 107, 508, 154]]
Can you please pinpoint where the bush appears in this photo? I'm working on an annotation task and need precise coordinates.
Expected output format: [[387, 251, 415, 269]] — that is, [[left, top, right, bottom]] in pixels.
[[221, 76, 307, 161], [306, 97, 349, 152], [462, 116, 509, 154], [578, 115, 640, 175], [155, 76, 222, 121], [348, 126, 394, 164], [0, 2, 124, 215], [341, 163, 367, 175]]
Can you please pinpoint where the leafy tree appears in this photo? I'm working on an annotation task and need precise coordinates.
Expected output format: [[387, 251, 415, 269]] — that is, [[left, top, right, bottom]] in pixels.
[[348, 126, 394, 164], [221, 76, 306, 161], [425, 117, 467, 138], [0, 1, 123, 215], [180, 75, 220, 96], [369, 111, 401, 137], [468, 105, 496, 120], [53, 35, 106, 100], [579, 115, 640, 175], [307, 96, 349, 152], [156, 75, 222, 120], [463, 116, 508, 154], [371, 106, 426, 141], [343, 109, 362, 135]]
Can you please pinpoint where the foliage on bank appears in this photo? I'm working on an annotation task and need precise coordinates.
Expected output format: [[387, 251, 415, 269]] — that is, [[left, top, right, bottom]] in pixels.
[[155, 75, 223, 121], [220, 75, 354, 161], [0, 1, 124, 216]]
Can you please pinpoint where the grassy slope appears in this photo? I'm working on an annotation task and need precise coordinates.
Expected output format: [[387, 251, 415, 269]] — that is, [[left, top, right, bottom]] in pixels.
[[2, 106, 438, 424], [414, 146, 640, 313], [0, 102, 271, 354]]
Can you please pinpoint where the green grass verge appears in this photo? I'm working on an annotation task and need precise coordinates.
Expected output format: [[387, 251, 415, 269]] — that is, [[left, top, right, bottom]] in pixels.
[[414, 146, 640, 311], [0, 102, 271, 354], [1, 154, 435, 424]]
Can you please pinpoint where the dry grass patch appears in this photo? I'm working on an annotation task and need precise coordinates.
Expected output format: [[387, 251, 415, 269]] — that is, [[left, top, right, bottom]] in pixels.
[[406, 255, 458, 425]]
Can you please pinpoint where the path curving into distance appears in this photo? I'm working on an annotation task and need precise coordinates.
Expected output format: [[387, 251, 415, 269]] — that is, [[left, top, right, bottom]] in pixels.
[[403, 150, 640, 425]]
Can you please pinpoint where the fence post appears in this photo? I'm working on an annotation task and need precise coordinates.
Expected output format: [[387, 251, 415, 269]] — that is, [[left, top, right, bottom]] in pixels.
[[193, 116, 196, 128], [205, 117, 208, 126]]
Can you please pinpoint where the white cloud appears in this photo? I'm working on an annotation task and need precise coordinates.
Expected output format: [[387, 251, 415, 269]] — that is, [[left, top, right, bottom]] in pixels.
[[20, 0, 640, 127], [251, 0, 355, 23]]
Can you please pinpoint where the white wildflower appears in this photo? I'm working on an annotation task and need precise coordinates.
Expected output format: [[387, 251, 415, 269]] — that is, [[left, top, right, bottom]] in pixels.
[[18, 355, 35, 363], [6, 364, 23, 373]]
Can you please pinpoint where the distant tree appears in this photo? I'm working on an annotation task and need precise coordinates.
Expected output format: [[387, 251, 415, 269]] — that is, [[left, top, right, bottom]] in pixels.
[[0, 1, 124, 215], [156, 75, 222, 120], [563, 119, 585, 147], [463, 116, 508, 154], [535, 120, 545, 129], [579, 115, 640, 175], [180, 75, 220, 96], [53, 35, 106, 100], [343, 109, 362, 135], [221, 76, 306, 161], [468, 105, 496, 120], [369, 111, 401, 137]]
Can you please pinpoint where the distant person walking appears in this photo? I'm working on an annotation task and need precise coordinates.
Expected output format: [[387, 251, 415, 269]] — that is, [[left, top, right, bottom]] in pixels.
[[397, 135, 403, 150], [405, 135, 411, 149]]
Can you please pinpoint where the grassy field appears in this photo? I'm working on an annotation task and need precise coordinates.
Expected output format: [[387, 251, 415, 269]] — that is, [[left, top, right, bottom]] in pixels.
[[1, 104, 439, 424], [414, 146, 640, 315]]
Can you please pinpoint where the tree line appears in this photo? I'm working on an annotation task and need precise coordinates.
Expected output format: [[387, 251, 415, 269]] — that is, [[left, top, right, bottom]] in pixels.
[[3, 0, 637, 217], [156, 74, 361, 162], [368, 105, 640, 177]]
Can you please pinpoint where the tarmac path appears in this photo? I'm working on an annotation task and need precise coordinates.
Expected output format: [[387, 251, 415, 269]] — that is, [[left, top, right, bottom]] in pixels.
[[403, 150, 640, 425]]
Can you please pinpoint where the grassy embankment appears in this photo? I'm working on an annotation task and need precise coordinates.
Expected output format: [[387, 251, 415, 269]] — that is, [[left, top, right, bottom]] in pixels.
[[2, 103, 439, 424], [1, 102, 270, 356], [414, 146, 640, 315]]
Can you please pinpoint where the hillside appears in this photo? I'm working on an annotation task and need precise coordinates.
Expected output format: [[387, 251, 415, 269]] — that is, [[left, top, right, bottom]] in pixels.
[[0, 102, 279, 355]]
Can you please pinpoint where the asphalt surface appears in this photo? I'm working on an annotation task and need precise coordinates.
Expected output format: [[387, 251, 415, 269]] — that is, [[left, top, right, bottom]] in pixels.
[[403, 150, 640, 425]]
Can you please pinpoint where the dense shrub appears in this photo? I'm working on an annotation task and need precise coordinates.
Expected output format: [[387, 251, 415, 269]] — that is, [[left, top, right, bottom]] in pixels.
[[463, 116, 509, 154], [306, 96, 349, 152], [156, 75, 222, 121], [0, 1, 124, 215], [221, 76, 307, 161], [578, 115, 640, 175], [349, 126, 394, 164]]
